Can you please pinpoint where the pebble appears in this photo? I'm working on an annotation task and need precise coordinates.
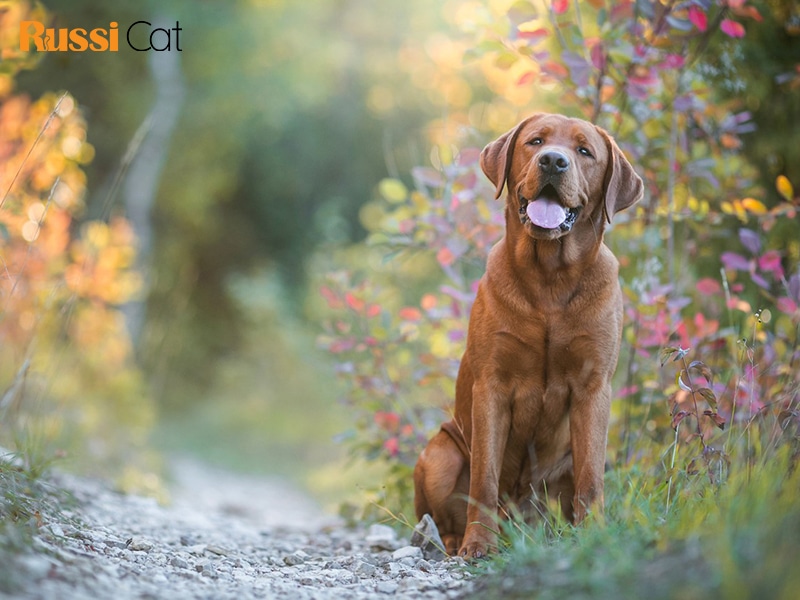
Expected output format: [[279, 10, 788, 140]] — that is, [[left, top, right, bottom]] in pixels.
[[5, 462, 474, 599]]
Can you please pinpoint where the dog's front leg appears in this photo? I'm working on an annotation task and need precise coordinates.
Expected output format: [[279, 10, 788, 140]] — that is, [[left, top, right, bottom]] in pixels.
[[569, 380, 611, 523], [459, 380, 510, 559]]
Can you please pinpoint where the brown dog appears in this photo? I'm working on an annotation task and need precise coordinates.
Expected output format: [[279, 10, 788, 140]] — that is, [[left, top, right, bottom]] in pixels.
[[413, 113, 643, 558]]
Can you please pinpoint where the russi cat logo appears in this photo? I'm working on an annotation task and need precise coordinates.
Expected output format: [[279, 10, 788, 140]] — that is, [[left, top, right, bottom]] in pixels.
[[19, 20, 183, 52]]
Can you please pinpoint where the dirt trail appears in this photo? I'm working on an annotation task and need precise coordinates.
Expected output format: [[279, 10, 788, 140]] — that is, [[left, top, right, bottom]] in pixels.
[[6, 458, 472, 599]]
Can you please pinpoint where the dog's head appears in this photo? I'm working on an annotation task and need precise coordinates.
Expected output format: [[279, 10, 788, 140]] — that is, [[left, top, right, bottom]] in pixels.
[[480, 113, 643, 241]]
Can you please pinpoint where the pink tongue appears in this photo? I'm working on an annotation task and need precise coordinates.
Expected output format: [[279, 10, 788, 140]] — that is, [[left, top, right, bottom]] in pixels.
[[526, 198, 567, 229]]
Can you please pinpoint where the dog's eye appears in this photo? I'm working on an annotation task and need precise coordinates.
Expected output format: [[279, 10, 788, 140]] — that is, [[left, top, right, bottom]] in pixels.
[[527, 138, 544, 146], [577, 146, 594, 158]]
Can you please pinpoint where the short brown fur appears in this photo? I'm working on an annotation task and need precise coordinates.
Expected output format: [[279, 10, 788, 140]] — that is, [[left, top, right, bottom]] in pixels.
[[413, 113, 643, 558]]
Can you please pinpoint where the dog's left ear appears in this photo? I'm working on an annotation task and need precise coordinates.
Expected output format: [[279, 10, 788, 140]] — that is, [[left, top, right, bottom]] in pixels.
[[600, 129, 644, 223], [481, 115, 539, 200]]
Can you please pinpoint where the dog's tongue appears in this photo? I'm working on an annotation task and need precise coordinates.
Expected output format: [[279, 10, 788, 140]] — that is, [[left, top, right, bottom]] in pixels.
[[526, 198, 567, 229]]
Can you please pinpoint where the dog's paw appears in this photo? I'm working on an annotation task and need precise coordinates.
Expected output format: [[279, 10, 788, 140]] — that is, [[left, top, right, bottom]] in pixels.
[[457, 532, 497, 560]]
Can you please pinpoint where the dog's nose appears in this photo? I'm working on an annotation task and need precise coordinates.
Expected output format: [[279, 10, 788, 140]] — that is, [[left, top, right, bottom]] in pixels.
[[538, 150, 570, 175]]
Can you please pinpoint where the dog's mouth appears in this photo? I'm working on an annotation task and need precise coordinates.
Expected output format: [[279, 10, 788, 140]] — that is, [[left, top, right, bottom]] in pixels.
[[518, 184, 580, 233]]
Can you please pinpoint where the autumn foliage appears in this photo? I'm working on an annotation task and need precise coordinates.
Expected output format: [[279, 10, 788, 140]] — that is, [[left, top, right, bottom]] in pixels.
[[0, 3, 154, 486]]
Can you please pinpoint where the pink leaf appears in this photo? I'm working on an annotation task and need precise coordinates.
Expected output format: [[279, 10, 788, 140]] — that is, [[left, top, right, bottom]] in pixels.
[[552, 0, 569, 15], [757, 251, 783, 278], [720, 19, 746, 38], [688, 6, 707, 32], [696, 278, 721, 296], [662, 54, 685, 69], [590, 43, 606, 71], [777, 297, 798, 314]]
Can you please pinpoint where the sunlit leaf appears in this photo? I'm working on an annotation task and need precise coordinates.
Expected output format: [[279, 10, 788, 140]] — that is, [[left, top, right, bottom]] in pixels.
[[677, 371, 693, 393], [741, 197, 767, 214], [379, 178, 408, 203], [776, 175, 794, 202]]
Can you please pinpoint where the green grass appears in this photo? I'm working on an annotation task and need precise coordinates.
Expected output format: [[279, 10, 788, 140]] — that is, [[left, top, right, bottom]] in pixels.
[[474, 450, 800, 599], [0, 449, 73, 594]]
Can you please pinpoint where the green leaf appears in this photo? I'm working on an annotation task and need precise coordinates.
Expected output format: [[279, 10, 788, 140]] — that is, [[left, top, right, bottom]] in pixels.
[[698, 387, 718, 411], [660, 347, 679, 366]]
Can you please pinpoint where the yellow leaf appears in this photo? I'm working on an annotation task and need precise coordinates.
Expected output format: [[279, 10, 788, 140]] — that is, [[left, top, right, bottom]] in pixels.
[[741, 197, 767, 214], [776, 175, 794, 202], [378, 178, 408, 204]]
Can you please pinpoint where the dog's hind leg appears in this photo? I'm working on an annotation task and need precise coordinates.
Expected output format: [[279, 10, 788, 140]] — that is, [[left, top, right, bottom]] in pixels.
[[413, 427, 469, 555]]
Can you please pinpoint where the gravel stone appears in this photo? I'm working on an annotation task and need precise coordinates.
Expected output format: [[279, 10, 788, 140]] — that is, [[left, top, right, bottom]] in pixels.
[[7, 459, 474, 599]]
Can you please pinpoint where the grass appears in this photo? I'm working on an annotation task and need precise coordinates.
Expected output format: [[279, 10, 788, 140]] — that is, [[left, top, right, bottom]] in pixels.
[[0, 447, 74, 594], [473, 445, 800, 599]]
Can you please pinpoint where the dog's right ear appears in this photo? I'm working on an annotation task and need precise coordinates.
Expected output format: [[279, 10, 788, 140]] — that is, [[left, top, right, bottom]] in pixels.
[[480, 115, 539, 200]]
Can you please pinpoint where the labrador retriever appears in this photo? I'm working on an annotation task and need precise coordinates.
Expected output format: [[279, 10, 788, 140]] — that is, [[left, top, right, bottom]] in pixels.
[[413, 113, 643, 558]]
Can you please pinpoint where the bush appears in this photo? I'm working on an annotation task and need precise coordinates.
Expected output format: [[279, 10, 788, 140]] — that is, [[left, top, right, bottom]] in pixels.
[[318, 0, 800, 530]]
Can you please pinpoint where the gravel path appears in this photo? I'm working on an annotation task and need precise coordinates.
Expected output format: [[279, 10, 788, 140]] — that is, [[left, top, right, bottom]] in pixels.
[[7, 459, 474, 599]]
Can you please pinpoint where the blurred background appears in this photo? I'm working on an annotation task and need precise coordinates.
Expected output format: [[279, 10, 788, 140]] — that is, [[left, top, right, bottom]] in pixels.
[[2, 0, 502, 507], [1, 0, 799, 516]]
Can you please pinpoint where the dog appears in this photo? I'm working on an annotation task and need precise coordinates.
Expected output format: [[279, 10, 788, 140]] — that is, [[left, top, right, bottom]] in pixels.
[[413, 113, 643, 559]]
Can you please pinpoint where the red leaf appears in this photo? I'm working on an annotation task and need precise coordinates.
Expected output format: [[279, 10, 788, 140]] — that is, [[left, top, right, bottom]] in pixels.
[[720, 19, 746, 38], [672, 410, 690, 430], [552, 0, 569, 15], [320, 285, 343, 309], [375, 411, 401, 432], [517, 71, 537, 86], [383, 437, 400, 457], [688, 6, 707, 32], [437, 247, 455, 267], [399, 307, 422, 321], [541, 61, 569, 78], [345, 292, 365, 312], [733, 6, 762, 22], [421, 294, 437, 311], [703, 410, 727, 430], [518, 28, 549, 41]]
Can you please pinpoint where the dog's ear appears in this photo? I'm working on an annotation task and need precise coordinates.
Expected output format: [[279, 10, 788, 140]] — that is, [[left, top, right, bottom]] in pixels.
[[480, 115, 539, 200], [600, 128, 644, 223]]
